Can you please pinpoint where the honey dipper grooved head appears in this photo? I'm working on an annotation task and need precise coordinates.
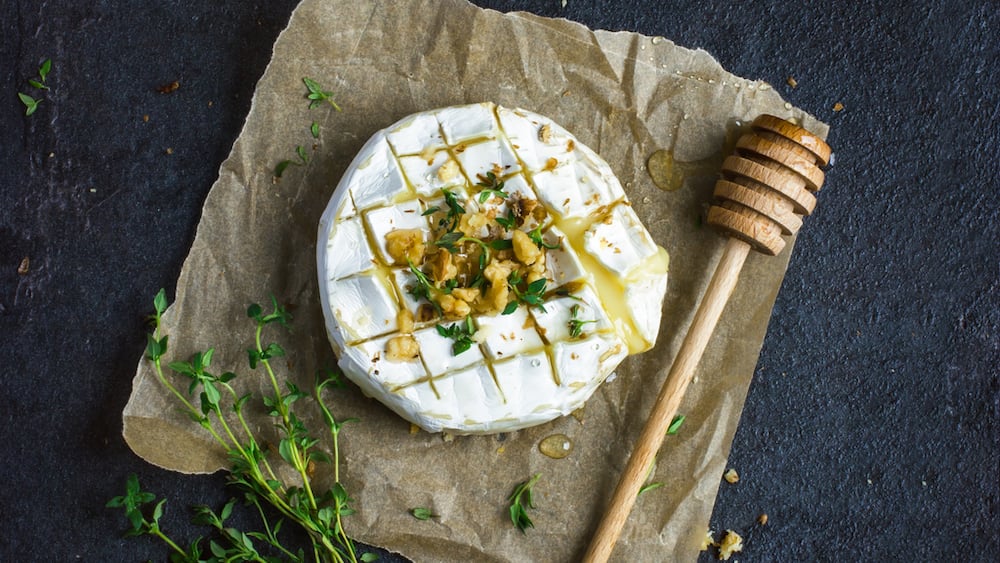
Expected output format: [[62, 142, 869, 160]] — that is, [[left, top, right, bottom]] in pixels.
[[708, 115, 831, 256]]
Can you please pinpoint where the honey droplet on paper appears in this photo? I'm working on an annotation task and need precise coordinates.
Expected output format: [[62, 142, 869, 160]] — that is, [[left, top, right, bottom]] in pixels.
[[539, 434, 574, 459]]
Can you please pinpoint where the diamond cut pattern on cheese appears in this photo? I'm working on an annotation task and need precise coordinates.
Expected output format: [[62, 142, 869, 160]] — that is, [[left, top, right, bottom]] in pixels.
[[318, 103, 668, 434]]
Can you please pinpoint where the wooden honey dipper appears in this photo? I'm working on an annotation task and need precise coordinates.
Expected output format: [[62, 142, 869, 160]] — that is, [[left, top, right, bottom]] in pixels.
[[583, 115, 831, 563]]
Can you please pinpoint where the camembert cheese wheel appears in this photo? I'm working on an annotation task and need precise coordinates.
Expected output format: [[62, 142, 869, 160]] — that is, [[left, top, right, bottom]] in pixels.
[[318, 102, 668, 434]]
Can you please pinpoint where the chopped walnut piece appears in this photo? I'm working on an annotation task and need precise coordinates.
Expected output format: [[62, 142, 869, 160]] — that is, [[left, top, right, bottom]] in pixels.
[[438, 293, 471, 319], [717, 530, 743, 560], [437, 159, 460, 182], [397, 308, 415, 334], [508, 193, 538, 226], [429, 249, 458, 282], [385, 229, 426, 265], [482, 259, 516, 313], [723, 468, 739, 484], [512, 229, 542, 266], [757, 513, 768, 526], [385, 335, 419, 361]]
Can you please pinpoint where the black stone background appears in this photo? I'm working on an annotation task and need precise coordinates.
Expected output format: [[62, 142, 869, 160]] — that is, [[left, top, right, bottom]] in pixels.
[[2, 1, 997, 561]]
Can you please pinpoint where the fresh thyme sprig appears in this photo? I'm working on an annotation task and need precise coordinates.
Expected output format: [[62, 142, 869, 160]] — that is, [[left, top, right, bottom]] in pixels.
[[436, 188, 466, 232], [119, 289, 368, 563], [495, 209, 517, 231], [475, 172, 507, 203], [303, 77, 341, 111], [435, 315, 477, 355], [567, 304, 597, 338], [528, 225, 561, 250], [18, 58, 51, 116], [505, 271, 547, 314], [507, 473, 541, 533], [107, 474, 193, 558], [275, 77, 341, 178]]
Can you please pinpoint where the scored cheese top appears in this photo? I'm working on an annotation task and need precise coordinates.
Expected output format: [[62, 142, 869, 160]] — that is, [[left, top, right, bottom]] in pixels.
[[317, 102, 668, 434]]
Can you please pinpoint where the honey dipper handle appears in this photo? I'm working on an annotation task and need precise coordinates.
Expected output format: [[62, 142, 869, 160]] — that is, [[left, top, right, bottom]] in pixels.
[[583, 237, 752, 563]]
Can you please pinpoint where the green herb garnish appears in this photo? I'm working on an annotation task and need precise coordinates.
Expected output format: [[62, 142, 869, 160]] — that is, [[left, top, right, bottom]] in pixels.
[[303, 76, 341, 110], [476, 172, 507, 203], [495, 209, 517, 231], [18, 59, 51, 116], [638, 482, 664, 496], [567, 304, 597, 338], [114, 289, 365, 562], [18, 92, 40, 116], [528, 225, 561, 250], [275, 77, 341, 178], [507, 271, 547, 313], [410, 507, 435, 521], [436, 315, 476, 355], [507, 473, 541, 533], [666, 414, 686, 435], [438, 188, 466, 231]]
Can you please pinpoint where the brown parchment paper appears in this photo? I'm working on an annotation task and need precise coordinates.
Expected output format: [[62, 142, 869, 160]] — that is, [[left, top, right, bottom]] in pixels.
[[123, 1, 828, 560]]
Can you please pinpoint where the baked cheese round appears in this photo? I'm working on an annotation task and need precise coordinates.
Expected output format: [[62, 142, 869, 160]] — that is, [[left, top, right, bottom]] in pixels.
[[317, 102, 668, 434]]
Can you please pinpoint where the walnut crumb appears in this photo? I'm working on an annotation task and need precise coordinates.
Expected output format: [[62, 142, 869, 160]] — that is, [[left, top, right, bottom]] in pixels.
[[717, 530, 743, 560], [437, 159, 460, 182], [833, 102, 845, 112], [700, 529, 715, 551], [385, 335, 419, 361], [757, 513, 768, 526], [786, 76, 798, 88], [17, 257, 30, 276], [723, 468, 740, 484]]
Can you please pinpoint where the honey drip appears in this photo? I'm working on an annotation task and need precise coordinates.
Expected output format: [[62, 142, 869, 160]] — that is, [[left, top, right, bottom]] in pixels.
[[538, 433, 574, 459]]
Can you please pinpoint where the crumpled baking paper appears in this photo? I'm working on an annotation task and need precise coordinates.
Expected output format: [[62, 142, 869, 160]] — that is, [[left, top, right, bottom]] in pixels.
[[122, 0, 828, 560]]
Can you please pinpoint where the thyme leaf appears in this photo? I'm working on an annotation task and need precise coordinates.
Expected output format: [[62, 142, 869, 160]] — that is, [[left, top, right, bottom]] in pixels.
[[507, 473, 541, 533], [436, 315, 476, 355]]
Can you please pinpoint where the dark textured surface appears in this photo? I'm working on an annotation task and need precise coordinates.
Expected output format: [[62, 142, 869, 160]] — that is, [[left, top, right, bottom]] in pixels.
[[2, 1, 996, 561]]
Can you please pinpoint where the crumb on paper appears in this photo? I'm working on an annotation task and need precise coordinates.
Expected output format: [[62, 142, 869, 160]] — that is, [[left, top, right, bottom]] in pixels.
[[833, 102, 845, 112], [718, 530, 743, 560], [724, 468, 739, 484], [786, 76, 798, 88]]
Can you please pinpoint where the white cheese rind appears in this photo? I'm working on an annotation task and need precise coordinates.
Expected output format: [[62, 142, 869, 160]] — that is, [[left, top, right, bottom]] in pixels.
[[318, 102, 668, 435]]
